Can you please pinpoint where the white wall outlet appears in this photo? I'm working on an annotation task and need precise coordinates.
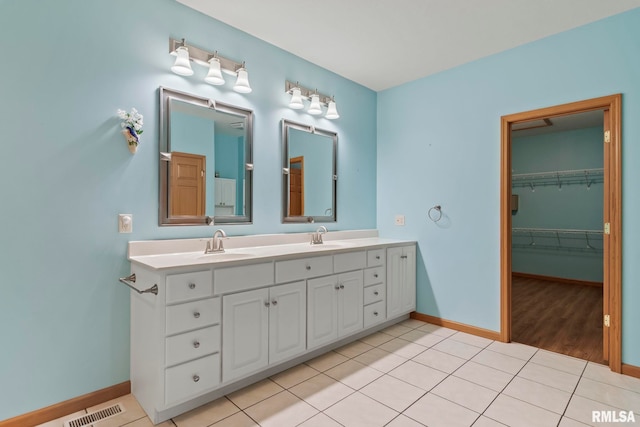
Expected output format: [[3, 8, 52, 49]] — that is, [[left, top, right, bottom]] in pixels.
[[119, 214, 133, 233], [395, 215, 405, 226]]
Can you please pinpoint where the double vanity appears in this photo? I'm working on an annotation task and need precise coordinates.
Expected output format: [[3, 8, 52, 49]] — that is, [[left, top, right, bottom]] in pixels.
[[126, 229, 416, 423]]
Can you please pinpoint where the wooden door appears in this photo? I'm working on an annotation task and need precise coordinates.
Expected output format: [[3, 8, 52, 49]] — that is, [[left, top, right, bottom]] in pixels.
[[170, 152, 205, 216], [337, 271, 363, 337], [269, 281, 306, 364], [289, 156, 304, 216]]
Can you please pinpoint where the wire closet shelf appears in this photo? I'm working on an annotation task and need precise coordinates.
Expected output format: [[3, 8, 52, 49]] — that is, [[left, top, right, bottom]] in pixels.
[[511, 168, 603, 190], [512, 227, 603, 252]]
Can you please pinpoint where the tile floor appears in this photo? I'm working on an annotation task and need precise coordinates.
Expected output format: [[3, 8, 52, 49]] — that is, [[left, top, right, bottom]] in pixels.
[[38, 319, 640, 427]]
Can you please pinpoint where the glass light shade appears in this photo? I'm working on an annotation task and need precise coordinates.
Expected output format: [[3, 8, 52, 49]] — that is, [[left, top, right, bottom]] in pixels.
[[233, 68, 252, 93], [171, 46, 193, 76], [325, 100, 340, 119], [204, 58, 225, 85], [289, 88, 304, 109], [308, 94, 323, 115]]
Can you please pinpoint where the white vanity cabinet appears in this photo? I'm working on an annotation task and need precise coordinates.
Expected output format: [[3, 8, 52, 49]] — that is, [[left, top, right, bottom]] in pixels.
[[387, 245, 417, 317], [363, 248, 387, 327]]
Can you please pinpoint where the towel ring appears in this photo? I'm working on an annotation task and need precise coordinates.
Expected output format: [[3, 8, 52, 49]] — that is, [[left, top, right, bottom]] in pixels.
[[428, 205, 442, 222]]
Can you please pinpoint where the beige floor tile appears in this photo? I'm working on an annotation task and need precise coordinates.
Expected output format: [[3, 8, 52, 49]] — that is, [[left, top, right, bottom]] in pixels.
[[403, 392, 479, 427], [503, 376, 572, 414], [289, 373, 354, 411], [432, 375, 498, 413], [382, 324, 414, 337], [432, 338, 483, 360], [123, 417, 174, 427], [35, 410, 86, 427], [484, 394, 561, 427], [518, 362, 580, 393], [558, 416, 591, 427], [226, 378, 284, 409], [353, 347, 407, 372], [210, 411, 258, 427], [575, 377, 640, 412], [486, 341, 537, 361], [449, 332, 494, 348], [412, 348, 467, 374], [583, 362, 640, 394], [564, 394, 633, 426], [388, 360, 448, 391], [305, 350, 349, 372], [270, 363, 319, 389], [379, 337, 428, 359], [85, 393, 146, 427], [398, 318, 428, 329], [324, 392, 398, 427], [399, 329, 448, 348], [471, 349, 528, 374], [244, 391, 318, 427], [387, 414, 427, 426], [334, 340, 374, 358], [173, 397, 239, 426], [415, 323, 457, 337], [359, 331, 395, 347], [530, 349, 587, 376], [453, 361, 514, 392], [298, 412, 343, 426], [325, 359, 384, 389], [472, 416, 508, 427], [360, 374, 425, 412]]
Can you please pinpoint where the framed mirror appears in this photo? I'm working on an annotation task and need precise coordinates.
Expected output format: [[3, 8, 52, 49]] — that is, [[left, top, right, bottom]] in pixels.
[[282, 119, 337, 223], [159, 87, 253, 225]]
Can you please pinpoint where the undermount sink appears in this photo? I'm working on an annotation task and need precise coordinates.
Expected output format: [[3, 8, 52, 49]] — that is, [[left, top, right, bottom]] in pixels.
[[196, 252, 254, 261]]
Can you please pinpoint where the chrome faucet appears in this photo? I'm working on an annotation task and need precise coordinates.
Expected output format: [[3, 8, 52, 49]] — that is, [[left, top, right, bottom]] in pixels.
[[310, 226, 327, 245], [205, 229, 227, 253]]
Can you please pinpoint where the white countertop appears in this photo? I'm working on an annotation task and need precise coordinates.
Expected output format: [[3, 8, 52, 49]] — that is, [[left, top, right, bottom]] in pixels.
[[128, 231, 415, 270]]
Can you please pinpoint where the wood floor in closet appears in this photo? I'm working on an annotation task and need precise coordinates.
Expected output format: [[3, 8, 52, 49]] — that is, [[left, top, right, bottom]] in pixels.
[[511, 275, 604, 364]]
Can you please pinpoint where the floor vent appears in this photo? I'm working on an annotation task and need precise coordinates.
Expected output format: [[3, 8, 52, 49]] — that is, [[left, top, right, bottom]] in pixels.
[[64, 403, 125, 427]]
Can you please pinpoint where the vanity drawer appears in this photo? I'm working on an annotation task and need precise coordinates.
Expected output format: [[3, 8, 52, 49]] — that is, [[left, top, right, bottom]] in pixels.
[[166, 325, 220, 367], [364, 283, 385, 305], [363, 301, 386, 328], [165, 353, 220, 405], [276, 256, 333, 283], [166, 297, 221, 336], [166, 271, 213, 304], [333, 251, 366, 273], [364, 267, 385, 287], [214, 262, 274, 294], [367, 249, 385, 267]]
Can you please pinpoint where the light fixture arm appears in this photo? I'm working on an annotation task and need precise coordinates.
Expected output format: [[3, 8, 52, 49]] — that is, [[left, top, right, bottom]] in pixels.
[[169, 38, 245, 75]]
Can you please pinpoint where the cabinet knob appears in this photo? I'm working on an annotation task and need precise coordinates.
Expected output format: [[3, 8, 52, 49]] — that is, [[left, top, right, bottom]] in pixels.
[[373, 311, 379, 316], [334, 284, 340, 290], [193, 375, 200, 383], [193, 311, 200, 319], [189, 283, 196, 290], [401, 255, 408, 259], [373, 273, 378, 278], [264, 301, 271, 307], [306, 265, 311, 271], [193, 340, 200, 349], [339, 284, 345, 289], [376, 255, 380, 260], [374, 291, 379, 296], [271, 300, 278, 306]]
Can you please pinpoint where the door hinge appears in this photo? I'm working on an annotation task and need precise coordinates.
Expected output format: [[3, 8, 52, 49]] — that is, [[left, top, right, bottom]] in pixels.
[[604, 130, 611, 143], [604, 223, 611, 235], [604, 314, 610, 327]]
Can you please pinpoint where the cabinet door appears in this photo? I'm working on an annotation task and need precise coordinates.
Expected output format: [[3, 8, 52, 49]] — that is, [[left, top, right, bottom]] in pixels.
[[387, 246, 416, 318], [269, 281, 306, 364], [337, 270, 364, 337], [307, 275, 339, 349], [222, 288, 269, 383]]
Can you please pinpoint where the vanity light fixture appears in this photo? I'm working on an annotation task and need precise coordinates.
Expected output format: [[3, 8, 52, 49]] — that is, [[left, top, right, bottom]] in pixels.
[[169, 38, 252, 93], [285, 80, 340, 119]]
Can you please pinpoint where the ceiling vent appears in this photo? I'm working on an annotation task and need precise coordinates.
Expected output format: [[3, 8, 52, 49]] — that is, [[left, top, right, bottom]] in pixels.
[[63, 403, 125, 427]]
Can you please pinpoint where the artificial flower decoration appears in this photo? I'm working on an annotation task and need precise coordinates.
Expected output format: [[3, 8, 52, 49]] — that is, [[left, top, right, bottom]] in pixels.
[[117, 108, 144, 153]]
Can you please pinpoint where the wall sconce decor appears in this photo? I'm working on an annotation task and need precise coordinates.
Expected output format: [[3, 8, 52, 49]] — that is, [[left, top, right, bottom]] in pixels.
[[285, 80, 339, 119], [169, 38, 252, 93]]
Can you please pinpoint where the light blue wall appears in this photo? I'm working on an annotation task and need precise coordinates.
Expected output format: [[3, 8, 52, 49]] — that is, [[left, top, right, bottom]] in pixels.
[[0, 0, 376, 420], [214, 134, 244, 215], [512, 127, 604, 282], [377, 8, 640, 366]]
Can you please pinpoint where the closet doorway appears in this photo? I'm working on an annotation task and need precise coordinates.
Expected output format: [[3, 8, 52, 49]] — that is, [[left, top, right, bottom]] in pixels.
[[499, 94, 622, 372]]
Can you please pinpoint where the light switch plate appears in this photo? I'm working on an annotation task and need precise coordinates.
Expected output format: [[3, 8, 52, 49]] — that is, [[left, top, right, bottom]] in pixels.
[[395, 215, 405, 226], [119, 214, 133, 233]]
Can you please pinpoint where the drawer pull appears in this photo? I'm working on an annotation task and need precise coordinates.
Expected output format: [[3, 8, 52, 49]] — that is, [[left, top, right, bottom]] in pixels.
[[401, 255, 408, 259], [373, 273, 379, 278], [193, 375, 200, 383], [188, 283, 196, 290], [306, 265, 311, 271], [193, 311, 200, 319], [373, 311, 379, 316], [271, 300, 278, 306], [374, 291, 379, 296], [193, 340, 200, 349], [264, 301, 271, 307]]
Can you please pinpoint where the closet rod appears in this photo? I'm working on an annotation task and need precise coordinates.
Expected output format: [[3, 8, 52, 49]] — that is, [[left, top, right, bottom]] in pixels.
[[512, 168, 604, 181], [512, 227, 603, 235]]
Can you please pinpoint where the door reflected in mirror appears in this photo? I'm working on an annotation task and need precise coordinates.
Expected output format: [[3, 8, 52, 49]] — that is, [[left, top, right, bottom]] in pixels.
[[159, 87, 253, 225], [282, 120, 337, 223]]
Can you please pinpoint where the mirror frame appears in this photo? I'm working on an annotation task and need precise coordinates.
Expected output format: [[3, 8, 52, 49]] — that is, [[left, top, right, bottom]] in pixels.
[[281, 119, 337, 223], [159, 86, 253, 226]]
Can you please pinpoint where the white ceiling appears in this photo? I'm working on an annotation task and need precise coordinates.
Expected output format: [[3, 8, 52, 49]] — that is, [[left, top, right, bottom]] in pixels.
[[177, 0, 640, 91]]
